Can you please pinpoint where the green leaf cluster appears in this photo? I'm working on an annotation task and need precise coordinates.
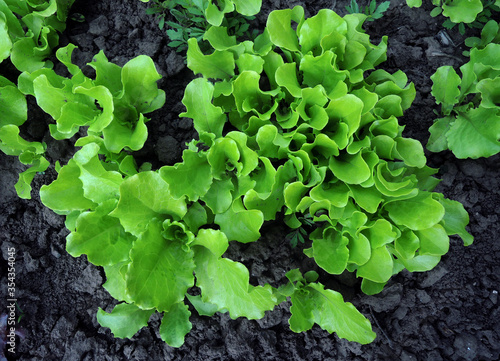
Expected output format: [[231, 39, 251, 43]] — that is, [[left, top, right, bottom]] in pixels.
[[1, 41, 164, 199], [0, 0, 75, 72], [141, 0, 260, 53], [0, 76, 49, 198], [428, 41, 500, 158], [99, 6, 470, 345], [345, 0, 391, 22], [282, 269, 376, 344], [464, 18, 500, 55], [37, 6, 473, 349], [0, 0, 76, 198], [406, 0, 500, 34], [42, 159, 277, 346], [18, 44, 165, 153]]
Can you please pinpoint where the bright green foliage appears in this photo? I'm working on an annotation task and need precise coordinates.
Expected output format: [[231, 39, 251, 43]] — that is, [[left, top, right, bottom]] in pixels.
[[39, 6, 473, 348], [18, 44, 165, 153], [97, 303, 155, 339], [464, 19, 500, 55], [0, 0, 75, 72], [194, 229, 276, 319], [173, 5, 470, 343], [159, 302, 192, 347], [140, 0, 260, 53], [0, 77, 49, 198], [407, 0, 500, 34], [428, 43, 500, 158], [345, 0, 391, 22], [109, 172, 187, 236], [42, 145, 276, 347], [66, 200, 134, 266], [126, 220, 195, 312], [441, 0, 484, 23], [284, 269, 376, 344]]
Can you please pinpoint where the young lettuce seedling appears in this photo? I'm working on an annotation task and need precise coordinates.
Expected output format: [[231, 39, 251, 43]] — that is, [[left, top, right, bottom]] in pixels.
[[346, 0, 391, 21]]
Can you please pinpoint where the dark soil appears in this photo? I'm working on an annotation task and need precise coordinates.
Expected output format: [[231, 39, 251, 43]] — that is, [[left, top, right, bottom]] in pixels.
[[1, 0, 499, 360]]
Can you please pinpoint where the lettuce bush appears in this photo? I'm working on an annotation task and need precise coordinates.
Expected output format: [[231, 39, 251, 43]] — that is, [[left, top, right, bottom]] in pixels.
[[0, 75, 49, 198], [428, 41, 500, 158], [0, 0, 75, 72], [183, 5, 473, 292], [36, 6, 474, 348], [0, 0, 76, 198], [19, 44, 165, 154]]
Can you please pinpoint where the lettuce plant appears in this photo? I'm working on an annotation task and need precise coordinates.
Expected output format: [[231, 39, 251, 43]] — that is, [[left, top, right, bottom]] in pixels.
[[40, 146, 280, 346], [183, 5, 472, 291], [428, 42, 500, 158], [0, 0, 75, 198], [1, 43, 164, 199], [406, 0, 500, 34], [40, 6, 473, 348], [463, 19, 500, 55], [18, 44, 165, 154], [0, 76, 49, 198], [0, 0, 75, 72]]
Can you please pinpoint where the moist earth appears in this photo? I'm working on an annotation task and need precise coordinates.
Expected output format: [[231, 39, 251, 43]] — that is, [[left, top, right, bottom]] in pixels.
[[1, 0, 499, 360]]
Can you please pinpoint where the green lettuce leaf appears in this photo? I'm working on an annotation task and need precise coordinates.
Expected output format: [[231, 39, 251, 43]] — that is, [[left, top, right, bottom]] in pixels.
[[311, 226, 349, 274], [160, 149, 213, 201], [186, 38, 235, 79], [289, 282, 376, 344], [181, 77, 226, 139], [40, 160, 96, 213], [194, 229, 276, 319], [442, 0, 483, 23], [385, 192, 445, 231], [215, 198, 264, 243], [97, 303, 154, 339], [126, 220, 195, 312], [66, 200, 134, 266], [430, 66, 461, 116], [110, 172, 187, 237], [446, 106, 500, 159], [159, 302, 192, 348]]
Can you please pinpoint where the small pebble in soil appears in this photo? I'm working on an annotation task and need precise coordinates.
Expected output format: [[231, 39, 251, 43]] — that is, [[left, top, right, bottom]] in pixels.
[[178, 118, 193, 130], [459, 159, 486, 178], [416, 289, 431, 304], [453, 333, 478, 361], [155, 135, 181, 165], [420, 265, 449, 288], [490, 290, 498, 305], [88, 15, 109, 37], [401, 349, 418, 361], [436, 29, 455, 47]]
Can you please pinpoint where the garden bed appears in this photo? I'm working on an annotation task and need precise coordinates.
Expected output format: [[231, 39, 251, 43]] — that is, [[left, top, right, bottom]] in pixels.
[[1, 0, 499, 360]]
